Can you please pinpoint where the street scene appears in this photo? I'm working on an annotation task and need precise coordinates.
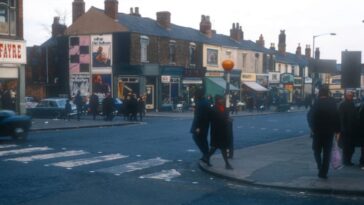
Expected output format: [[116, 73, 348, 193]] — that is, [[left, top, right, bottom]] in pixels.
[[1, 0, 364, 204]]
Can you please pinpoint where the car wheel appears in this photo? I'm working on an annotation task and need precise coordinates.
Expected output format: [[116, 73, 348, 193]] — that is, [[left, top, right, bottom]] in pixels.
[[12, 127, 28, 141]]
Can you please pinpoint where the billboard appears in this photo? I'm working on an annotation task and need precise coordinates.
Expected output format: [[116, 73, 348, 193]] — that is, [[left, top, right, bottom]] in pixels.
[[91, 35, 112, 69], [70, 74, 91, 97], [341, 51, 361, 89], [69, 36, 91, 74], [92, 74, 111, 98]]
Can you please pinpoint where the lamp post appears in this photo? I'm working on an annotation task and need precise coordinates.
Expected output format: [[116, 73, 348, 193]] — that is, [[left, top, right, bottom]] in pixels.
[[311, 33, 336, 97], [222, 59, 234, 109]]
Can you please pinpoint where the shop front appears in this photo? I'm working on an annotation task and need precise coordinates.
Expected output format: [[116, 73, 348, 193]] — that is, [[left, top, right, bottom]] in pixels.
[[0, 39, 27, 114]]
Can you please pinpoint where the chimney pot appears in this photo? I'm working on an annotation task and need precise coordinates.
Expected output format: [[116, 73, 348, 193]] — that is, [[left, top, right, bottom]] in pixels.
[[104, 0, 119, 20], [72, 0, 85, 23], [157, 11, 171, 29]]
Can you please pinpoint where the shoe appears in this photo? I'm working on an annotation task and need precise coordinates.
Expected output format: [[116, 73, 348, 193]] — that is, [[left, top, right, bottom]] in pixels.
[[318, 173, 327, 179], [343, 162, 354, 166], [225, 164, 233, 170]]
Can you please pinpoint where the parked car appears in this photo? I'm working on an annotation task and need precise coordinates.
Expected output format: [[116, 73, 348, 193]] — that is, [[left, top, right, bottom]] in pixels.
[[25, 96, 38, 109], [0, 110, 31, 140], [27, 98, 76, 118]]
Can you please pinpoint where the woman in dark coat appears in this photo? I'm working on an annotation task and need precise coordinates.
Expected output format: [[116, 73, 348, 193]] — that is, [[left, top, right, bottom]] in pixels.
[[207, 95, 233, 169]]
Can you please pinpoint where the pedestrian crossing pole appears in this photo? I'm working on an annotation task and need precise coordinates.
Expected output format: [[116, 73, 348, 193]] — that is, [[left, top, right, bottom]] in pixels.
[[222, 59, 234, 110]]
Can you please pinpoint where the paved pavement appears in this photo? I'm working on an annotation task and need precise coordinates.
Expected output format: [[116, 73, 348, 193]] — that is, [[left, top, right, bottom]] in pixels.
[[200, 136, 364, 196]]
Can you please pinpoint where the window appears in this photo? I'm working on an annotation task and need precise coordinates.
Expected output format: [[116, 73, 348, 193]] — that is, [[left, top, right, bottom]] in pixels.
[[207, 48, 218, 65], [189, 42, 196, 65], [0, 0, 17, 36], [169, 40, 176, 64], [140, 36, 149, 62], [242, 53, 247, 69]]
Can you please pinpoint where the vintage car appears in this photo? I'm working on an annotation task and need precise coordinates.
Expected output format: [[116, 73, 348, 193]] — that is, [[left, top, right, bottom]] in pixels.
[[27, 98, 76, 118], [0, 110, 31, 140]]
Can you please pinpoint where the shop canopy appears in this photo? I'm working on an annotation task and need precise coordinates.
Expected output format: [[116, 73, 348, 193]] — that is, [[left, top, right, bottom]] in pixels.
[[243, 82, 268, 92], [205, 77, 239, 97]]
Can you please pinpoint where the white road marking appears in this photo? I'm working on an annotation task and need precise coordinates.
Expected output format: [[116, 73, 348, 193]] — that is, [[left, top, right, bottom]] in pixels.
[[97, 157, 170, 175], [273, 128, 279, 131], [187, 149, 197, 152], [0, 147, 52, 157], [139, 169, 181, 181], [0, 145, 17, 149], [49, 154, 127, 168], [5, 150, 88, 163]]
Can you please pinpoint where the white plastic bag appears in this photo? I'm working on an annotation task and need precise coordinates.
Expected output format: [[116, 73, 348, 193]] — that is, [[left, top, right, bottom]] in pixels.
[[331, 139, 343, 170]]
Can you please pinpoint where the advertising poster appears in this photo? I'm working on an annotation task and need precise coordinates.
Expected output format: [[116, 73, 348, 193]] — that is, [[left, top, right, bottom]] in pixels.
[[70, 74, 91, 97], [91, 35, 112, 69], [92, 74, 111, 98], [69, 36, 91, 74]]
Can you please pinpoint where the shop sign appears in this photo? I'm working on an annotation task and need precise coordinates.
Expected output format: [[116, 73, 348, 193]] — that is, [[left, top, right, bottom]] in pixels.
[[0, 39, 26, 64], [294, 77, 302, 86], [241, 73, 256, 82], [205, 71, 224, 77], [280, 73, 294, 84], [304, 77, 312, 84], [183, 68, 206, 78], [269, 72, 280, 84], [161, 75, 171, 83]]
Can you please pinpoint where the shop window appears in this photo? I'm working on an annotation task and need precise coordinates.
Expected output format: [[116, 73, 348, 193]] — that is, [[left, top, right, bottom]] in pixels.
[[140, 35, 149, 63], [169, 40, 176, 64]]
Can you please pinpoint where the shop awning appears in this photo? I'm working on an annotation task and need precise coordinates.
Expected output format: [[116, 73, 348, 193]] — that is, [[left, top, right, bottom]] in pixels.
[[243, 82, 268, 92], [209, 78, 239, 91]]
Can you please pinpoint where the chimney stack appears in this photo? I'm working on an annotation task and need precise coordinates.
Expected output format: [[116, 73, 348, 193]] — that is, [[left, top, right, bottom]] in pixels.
[[230, 22, 244, 41], [104, 0, 118, 20], [315, 48, 320, 59], [278, 30, 286, 54], [130, 7, 141, 17], [200, 15, 212, 37], [270, 43, 276, 50], [305, 45, 311, 58], [72, 0, 85, 23], [296, 44, 302, 55], [52, 17, 67, 37], [156, 11, 171, 29], [256, 34, 265, 47]]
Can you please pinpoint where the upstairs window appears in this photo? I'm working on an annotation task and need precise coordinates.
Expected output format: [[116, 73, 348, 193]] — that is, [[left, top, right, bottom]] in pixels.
[[0, 0, 17, 36], [169, 40, 176, 64], [140, 35, 149, 63], [189, 42, 196, 66]]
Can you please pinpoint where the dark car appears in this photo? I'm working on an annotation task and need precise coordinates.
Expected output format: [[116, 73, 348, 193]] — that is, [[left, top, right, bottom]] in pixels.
[[27, 98, 76, 118], [0, 110, 31, 140]]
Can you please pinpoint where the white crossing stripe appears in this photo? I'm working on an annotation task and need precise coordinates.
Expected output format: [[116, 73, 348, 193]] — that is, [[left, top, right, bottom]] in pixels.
[[0, 145, 18, 149], [0, 147, 52, 157], [139, 169, 181, 181], [4, 150, 88, 163], [49, 154, 128, 168], [96, 157, 170, 175]]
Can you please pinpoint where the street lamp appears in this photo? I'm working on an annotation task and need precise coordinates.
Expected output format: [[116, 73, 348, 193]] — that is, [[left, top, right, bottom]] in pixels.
[[311, 33, 336, 97], [222, 59, 234, 109]]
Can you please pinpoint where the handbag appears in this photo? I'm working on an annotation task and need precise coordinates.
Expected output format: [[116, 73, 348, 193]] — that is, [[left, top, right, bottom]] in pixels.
[[331, 137, 343, 170]]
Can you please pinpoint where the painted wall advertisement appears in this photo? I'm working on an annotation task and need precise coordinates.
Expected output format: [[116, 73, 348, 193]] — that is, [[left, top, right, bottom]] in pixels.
[[91, 35, 112, 69], [69, 36, 91, 74], [70, 74, 90, 97], [92, 74, 111, 98]]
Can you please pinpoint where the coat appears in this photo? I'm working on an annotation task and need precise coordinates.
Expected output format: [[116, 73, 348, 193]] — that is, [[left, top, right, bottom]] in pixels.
[[354, 104, 364, 146], [307, 96, 340, 136], [339, 100, 357, 142], [210, 105, 230, 149], [190, 98, 210, 138]]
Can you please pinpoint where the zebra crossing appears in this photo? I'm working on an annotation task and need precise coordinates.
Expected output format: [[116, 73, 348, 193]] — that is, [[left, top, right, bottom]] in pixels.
[[0, 144, 181, 182]]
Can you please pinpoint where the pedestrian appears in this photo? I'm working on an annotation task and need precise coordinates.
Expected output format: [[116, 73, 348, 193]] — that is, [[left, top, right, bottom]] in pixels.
[[307, 87, 340, 179], [102, 93, 114, 121], [121, 95, 130, 120], [137, 96, 145, 121], [190, 89, 211, 165], [207, 95, 233, 170], [356, 103, 364, 167], [64, 99, 72, 121], [128, 94, 138, 121], [74, 91, 83, 121], [89, 93, 99, 120], [338, 91, 357, 166]]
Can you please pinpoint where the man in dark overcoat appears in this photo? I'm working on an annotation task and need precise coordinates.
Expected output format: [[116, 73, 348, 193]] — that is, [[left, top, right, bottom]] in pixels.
[[190, 89, 211, 164], [89, 93, 99, 120], [307, 87, 340, 179]]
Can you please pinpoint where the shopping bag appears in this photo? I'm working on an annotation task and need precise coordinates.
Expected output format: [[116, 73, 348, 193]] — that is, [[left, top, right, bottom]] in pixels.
[[331, 139, 343, 170]]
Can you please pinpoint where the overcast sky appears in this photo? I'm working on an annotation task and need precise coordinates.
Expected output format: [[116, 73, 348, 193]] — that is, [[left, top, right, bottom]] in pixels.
[[24, 0, 364, 62]]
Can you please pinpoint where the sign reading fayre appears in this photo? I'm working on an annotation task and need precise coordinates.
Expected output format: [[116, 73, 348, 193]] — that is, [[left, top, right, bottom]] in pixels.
[[91, 35, 112, 69], [0, 39, 26, 64]]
